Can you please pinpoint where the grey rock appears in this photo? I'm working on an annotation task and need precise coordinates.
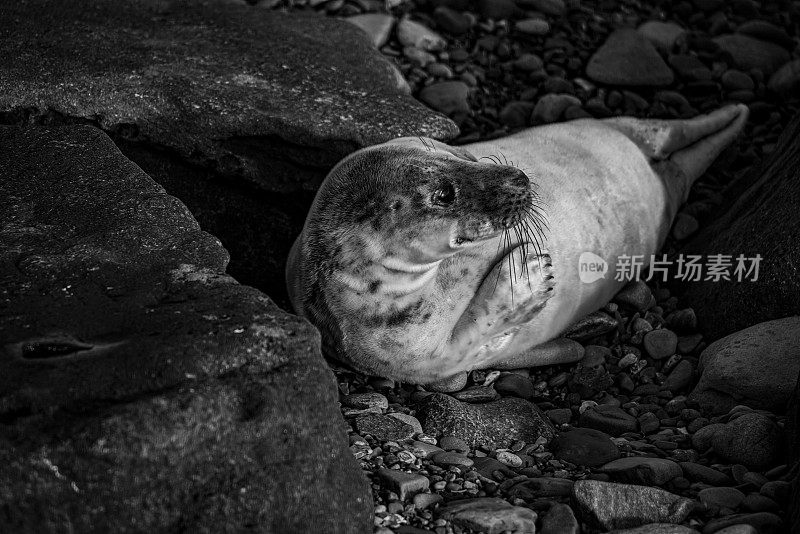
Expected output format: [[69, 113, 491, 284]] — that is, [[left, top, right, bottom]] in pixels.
[[736, 20, 795, 50], [515, 18, 550, 36], [579, 404, 639, 436], [679, 462, 734, 486], [377, 469, 430, 500], [419, 394, 555, 448], [768, 59, 800, 100], [599, 457, 683, 486], [388, 413, 424, 435], [638, 21, 686, 54], [540, 503, 579, 534], [643, 329, 678, 360], [663, 360, 694, 392], [698, 487, 746, 510], [713, 34, 790, 76], [711, 413, 781, 470], [690, 317, 800, 414], [516, 0, 566, 16], [0, 125, 370, 534], [692, 423, 726, 451], [346, 14, 396, 48], [564, 312, 619, 342], [615, 281, 656, 312], [355, 413, 416, 441], [572, 479, 695, 530], [397, 17, 447, 51], [531, 93, 581, 123], [419, 81, 471, 115], [506, 477, 574, 500], [701, 513, 783, 534], [438, 498, 538, 534], [551, 428, 621, 467], [608, 524, 699, 534], [587, 29, 675, 86]]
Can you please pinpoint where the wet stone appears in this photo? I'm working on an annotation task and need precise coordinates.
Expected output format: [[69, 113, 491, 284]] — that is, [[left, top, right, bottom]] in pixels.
[[439, 435, 469, 453], [615, 281, 656, 312], [355, 413, 416, 441], [506, 477, 574, 500], [713, 34, 790, 76], [540, 503, 579, 534], [437, 498, 538, 534], [345, 13, 396, 48], [698, 487, 746, 510], [599, 457, 683, 486], [377, 468, 430, 500], [579, 405, 639, 437], [701, 512, 784, 534]]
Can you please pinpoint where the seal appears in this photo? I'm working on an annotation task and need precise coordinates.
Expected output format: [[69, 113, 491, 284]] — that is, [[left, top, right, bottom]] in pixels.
[[286, 104, 749, 390]]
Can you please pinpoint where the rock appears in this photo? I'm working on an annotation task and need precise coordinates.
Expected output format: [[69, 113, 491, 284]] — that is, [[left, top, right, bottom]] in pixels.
[[437, 498, 538, 534], [477, 0, 521, 20], [419, 81, 471, 115], [531, 93, 581, 123], [637, 21, 686, 54], [433, 6, 471, 35], [579, 405, 639, 436], [586, 29, 674, 86], [643, 329, 678, 360], [409, 440, 444, 458], [668, 54, 712, 80], [377, 469, 430, 500], [514, 53, 544, 72], [599, 457, 683, 486], [713, 35, 790, 76], [0, 0, 456, 301], [496, 450, 523, 467], [355, 413, 416, 441], [499, 101, 535, 128], [701, 513, 784, 534], [615, 281, 656, 312], [721, 70, 755, 92], [551, 428, 620, 467], [389, 413, 424, 435], [736, 21, 795, 50], [506, 478, 574, 500], [679, 462, 734, 486], [547, 408, 573, 425], [709, 525, 757, 534], [540, 503, 579, 534], [711, 413, 781, 470], [0, 126, 371, 533], [692, 423, 726, 451], [663, 360, 694, 392], [344, 392, 389, 411], [345, 13, 396, 48], [495, 373, 535, 399], [439, 435, 470, 453], [431, 451, 474, 468], [516, 0, 566, 16], [672, 212, 699, 241], [515, 18, 550, 36], [452, 385, 501, 403], [768, 59, 800, 100], [413, 493, 443, 510], [404, 46, 437, 67], [419, 394, 555, 448], [608, 525, 699, 534], [397, 17, 447, 51], [572, 480, 695, 530], [473, 457, 516, 479], [690, 318, 800, 414], [740, 494, 780, 512], [698, 487, 746, 510]]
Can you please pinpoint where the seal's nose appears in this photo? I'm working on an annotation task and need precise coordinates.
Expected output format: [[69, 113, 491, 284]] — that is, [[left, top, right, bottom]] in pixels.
[[508, 167, 529, 188]]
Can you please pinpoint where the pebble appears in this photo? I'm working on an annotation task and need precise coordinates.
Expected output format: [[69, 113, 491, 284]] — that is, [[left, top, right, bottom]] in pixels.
[[409, 440, 443, 458], [546, 408, 572, 425], [721, 70, 754, 92], [711, 413, 781, 470], [666, 309, 697, 333], [638, 412, 660, 434], [494, 372, 535, 399], [698, 487, 746, 510], [615, 281, 656, 312], [397, 17, 446, 51], [506, 477, 574, 499], [377, 468, 430, 500], [515, 18, 550, 36], [431, 450, 474, 468], [345, 14, 395, 48], [343, 392, 388, 411], [712, 34, 790, 76], [579, 404, 639, 437], [740, 493, 779, 513], [736, 20, 795, 50], [419, 394, 555, 448], [701, 513, 784, 534], [438, 435, 469, 453], [679, 462, 734, 486], [403, 46, 436, 67], [768, 59, 800, 99], [472, 456, 516, 480], [643, 329, 678, 360], [517, 0, 566, 16], [437, 498, 538, 534], [572, 480, 695, 530], [711, 526, 757, 534], [412, 492, 442, 510], [451, 385, 501, 402], [433, 6, 470, 35], [496, 450, 523, 467], [355, 413, 415, 441], [426, 62, 453, 79], [418, 81, 471, 115], [531, 93, 581, 123], [599, 457, 683, 486], [540, 503, 579, 534], [477, 0, 520, 20], [637, 21, 686, 54], [388, 413, 423, 435], [759, 480, 790, 504], [691, 423, 725, 451], [587, 29, 674, 86], [668, 54, 712, 80], [663, 360, 693, 392], [607, 525, 699, 534]]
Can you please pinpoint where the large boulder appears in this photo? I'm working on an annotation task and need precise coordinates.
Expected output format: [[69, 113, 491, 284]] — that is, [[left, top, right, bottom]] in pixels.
[[682, 111, 800, 341], [0, 125, 372, 533], [0, 0, 457, 303]]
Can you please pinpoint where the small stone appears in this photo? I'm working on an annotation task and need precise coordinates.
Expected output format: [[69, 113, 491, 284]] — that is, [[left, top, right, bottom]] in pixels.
[[531, 93, 581, 124], [343, 391, 389, 411], [439, 435, 469, 453], [741, 493, 780, 513], [600, 457, 683, 486], [668, 54, 712, 80], [666, 309, 697, 333], [494, 373, 535, 399], [679, 462, 734, 486], [615, 281, 655, 312], [427, 62, 454, 79], [540, 503, 578, 534], [437, 498, 538, 534], [403, 46, 436, 67], [433, 6, 471, 35], [546, 408, 572, 425], [768, 58, 800, 100], [431, 451, 474, 468], [663, 360, 693, 392], [345, 14, 395, 48], [452, 385, 501, 403], [637, 21, 686, 54], [472, 456, 515, 480], [513, 53, 544, 72], [496, 450, 523, 467], [643, 329, 678, 360], [409, 440, 444, 458], [606, 524, 699, 534], [587, 29, 674, 86], [506, 477, 574, 500], [699, 487, 746, 510], [736, 20, 795, 50], [413, 492, 442, 510], [638, 412, 661, 434], [759, 480, 790, 504], [691, 423, 725, 451], [711, 525, 758, 534], [672, 213, 699, 240], [565, 312, 618, 341], [397, 17, 446, 51], [515, 18, 550, 36], [579, 405, 638, 437], [711, 413, 781, 469], [572, 480, 695, 530], [419, 81, 471, 115], [477, 0, 520, 20], [701, 513, 784, 534], [721, 70, 755, 91], [355, 413, 415, 441], [713, 34, 790, 76], [517, 0, 566, 16], [377, 468, 430, 500], [389, 413, 423, 435]]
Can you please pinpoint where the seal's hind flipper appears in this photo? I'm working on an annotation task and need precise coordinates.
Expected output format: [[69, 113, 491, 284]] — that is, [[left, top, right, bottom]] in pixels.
[[603, 104, 749, 162]]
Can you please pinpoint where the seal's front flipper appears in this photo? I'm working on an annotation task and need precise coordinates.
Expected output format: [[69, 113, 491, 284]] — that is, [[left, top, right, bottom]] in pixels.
[[603, 104, 749, 163]]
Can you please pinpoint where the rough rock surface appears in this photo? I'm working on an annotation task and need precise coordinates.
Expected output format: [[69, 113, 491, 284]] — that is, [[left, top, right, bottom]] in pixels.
[[690, 317, 800, 414], [437, 498, 538, 534], [0, 125, 371, 533], [586, 29, 674, 86], [0, 0, 456, 303]]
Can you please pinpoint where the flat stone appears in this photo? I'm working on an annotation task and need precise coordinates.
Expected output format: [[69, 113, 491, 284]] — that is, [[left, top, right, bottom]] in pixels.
[[608, 524, 699, 534], [531, 93, 582, 123], [506, 477, 574, 500], [638, 21, 686, 54], [768, 59, 800, 99], [644, 329, 678, 360], [551, 428, 621, 467], [343, 392, 389, 411], [740, 494, 780, 513], [698, 487, 746, 510], [615, 281, 656, 312], [409, 440, 444, 458], [389, 413, 424, 435], [546, 408, 573, 425], [711, 413, 781, 470], [710, 526, 757, 534], [516, 18, 550, 36], [736, 20, 795, 50], [599, 457, 683, 486], [431, 451, 474, 468], [0, 125, 370, 533], [668, 54, 712, 80], [701, 513, 783, 534], [679, 462, 734, 486], [690, 317, 800, 413], [587, 29, 675, 86], [345, 13, 396, 48], [377, 468, 430, 500], [437, 498, 538, 534], [692, 423, 726, 451], [413, 493, 443, 510], [419, 394, 556, 448], [355, 413, 416, 441], [713, 34, 790, 76], [419, 81, 471, 116], [516, 0, 566, 15], [540, 503, 579, 534], [397, 17, 447, 51], [472, 457, 516, 480], [579, 404, 639, 436], [572, 480, 695, 531]]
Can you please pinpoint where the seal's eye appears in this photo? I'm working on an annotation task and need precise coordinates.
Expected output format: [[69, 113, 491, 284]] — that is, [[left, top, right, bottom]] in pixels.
[[432, 182, 456, 206]]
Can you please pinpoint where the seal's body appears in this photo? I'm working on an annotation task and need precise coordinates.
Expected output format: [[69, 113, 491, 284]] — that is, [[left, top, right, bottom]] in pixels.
[[287, 105, 749, 388]]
